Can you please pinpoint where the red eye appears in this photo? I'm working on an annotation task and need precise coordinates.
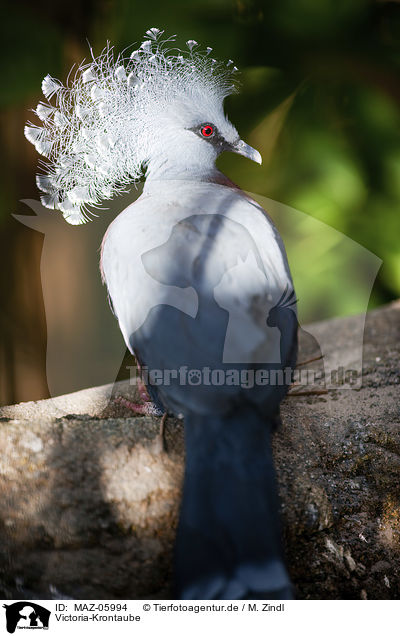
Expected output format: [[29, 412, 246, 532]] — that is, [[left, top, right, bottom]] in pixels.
[[201, 124, 214, 138]]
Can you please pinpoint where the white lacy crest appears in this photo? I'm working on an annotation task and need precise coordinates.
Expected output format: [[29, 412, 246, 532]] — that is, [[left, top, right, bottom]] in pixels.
[[24, 28, 239, 225]]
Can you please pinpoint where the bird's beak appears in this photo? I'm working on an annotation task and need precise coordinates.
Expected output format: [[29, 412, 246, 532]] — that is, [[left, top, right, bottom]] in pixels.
[[231, 139, 262, 165]]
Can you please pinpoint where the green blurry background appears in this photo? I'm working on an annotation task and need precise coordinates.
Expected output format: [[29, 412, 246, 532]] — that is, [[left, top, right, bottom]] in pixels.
[[0, 0, 399, 405]]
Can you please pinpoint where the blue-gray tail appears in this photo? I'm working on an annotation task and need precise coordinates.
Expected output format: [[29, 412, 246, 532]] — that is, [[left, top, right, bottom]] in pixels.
[[175, 406, 293, 599]]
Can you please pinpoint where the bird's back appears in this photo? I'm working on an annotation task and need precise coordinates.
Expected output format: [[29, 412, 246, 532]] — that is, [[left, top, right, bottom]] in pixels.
[[101, 179, 296, 417]]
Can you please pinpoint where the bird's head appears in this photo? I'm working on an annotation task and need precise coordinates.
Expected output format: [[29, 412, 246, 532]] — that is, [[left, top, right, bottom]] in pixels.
[[24, 28, 261, 224], [145, 91, 261, 180]]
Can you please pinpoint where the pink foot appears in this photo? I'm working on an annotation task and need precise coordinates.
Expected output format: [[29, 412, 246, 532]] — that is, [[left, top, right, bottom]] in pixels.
[[114, 376, 164, 416], [114, 395, 163, 416]]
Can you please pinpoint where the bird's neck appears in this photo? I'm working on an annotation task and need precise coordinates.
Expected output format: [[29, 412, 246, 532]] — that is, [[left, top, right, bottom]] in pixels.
[[144, 158, 240, 190]]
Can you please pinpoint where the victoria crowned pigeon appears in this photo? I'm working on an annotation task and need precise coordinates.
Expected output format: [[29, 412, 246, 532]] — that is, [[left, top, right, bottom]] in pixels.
[[25, 28, 297, 600]]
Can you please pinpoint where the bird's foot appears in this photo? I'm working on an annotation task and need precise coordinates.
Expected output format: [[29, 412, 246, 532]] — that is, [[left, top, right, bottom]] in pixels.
[[113, 395, 163, 416], [114, 376, 164, 416]]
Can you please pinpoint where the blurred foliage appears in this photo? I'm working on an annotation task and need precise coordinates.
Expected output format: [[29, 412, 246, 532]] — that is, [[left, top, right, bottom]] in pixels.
[[0, 0, 399, 402]]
